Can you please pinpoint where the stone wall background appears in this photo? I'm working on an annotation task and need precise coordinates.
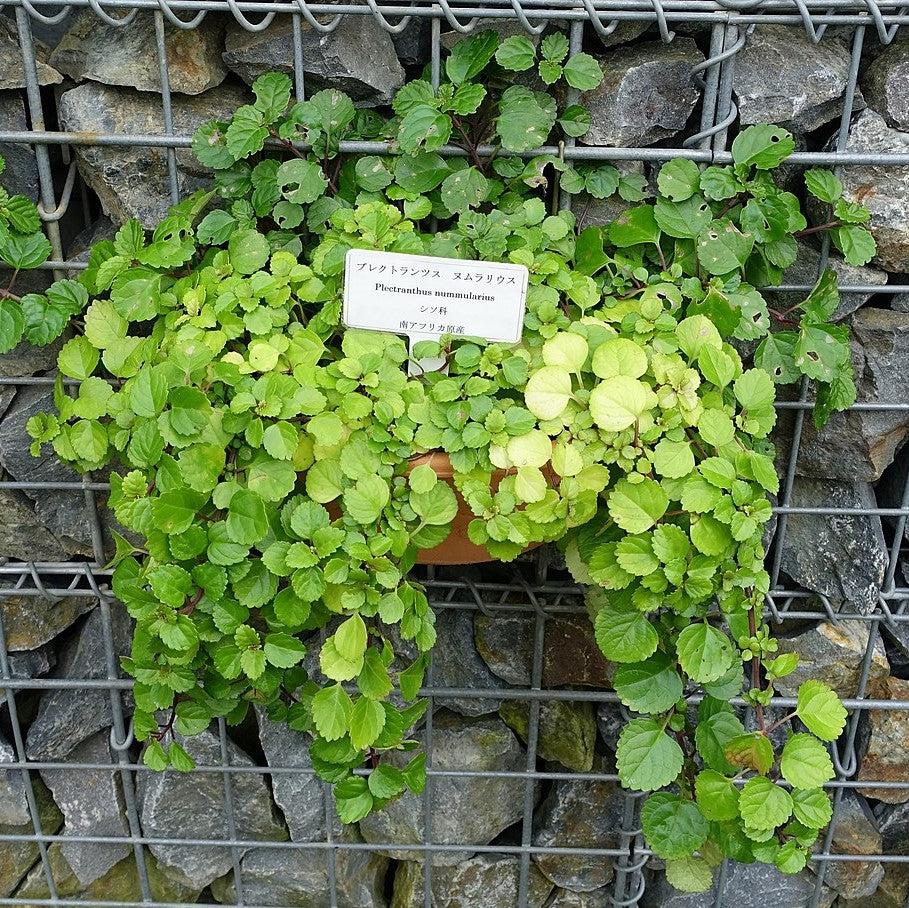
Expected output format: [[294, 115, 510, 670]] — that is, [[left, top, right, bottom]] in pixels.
[[0, 7, 909, 907]]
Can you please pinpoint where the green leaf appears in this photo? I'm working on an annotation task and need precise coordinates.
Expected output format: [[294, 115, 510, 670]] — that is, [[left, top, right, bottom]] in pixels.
[[335, 613, 368, 662], [642, 792, 709, 859], [343, 475, 390, 524], [263, 632, 306, 668], [791, 788, 833, 829], [226, 489, 269, 545], [445, 30, 498, 84], [395, 153, 450, 193], [738, 776, 793, 830], [495, 35, 536, 71], [525, 365, 571, 419], [558, 105, 592, 139], [694, 708, 746, 772], [252, 71, 292, 121], [814, 368, 856, 429], [70, 419, 108, 463], [731, 125, 795, 170], [696, 221, 754, 275], [335, 777, 374, 824], [833, 224, 876, 267], [657, 159, 701, 202], [804, 169, 842, 204], [540, 32, 568, 62], [695, 769, 740, 821], [589, 376, 654, 431], [699, 166, 740, 201], [57, 335, 100, 380], [796, 680, 847, 742], [276, 158, 328, 205], [616, 718, 685, 791], [410, 482, 458, 526], [398, 103, 452, 154], [225, 107, 268, 160], [0, 299, 24, 354], [3, 195, 40, 234], [368, 763, 406, 799], [358, 648, 393, 700], [440, 166, 489, 214], [594, 601, 658, 663], [349, 696, 386, 750], [0, 230, 51, 269], [228, 228, 270, 275], [652, 439, 696, 479], [607, 478, 669, 534], [723, 731, 774, 774], [562, 52, 603, 90], [354, 156, 394, 192], [312, 683, 353, 742], [780, 734, 834, 790], [496, 86, 556, 153], [664, 856, 715, 894], [676, 624, 736, 683], [84, 298, 127, 349], [613, 653, 683, 714], [192, 121, 234, 169], [608, 205, 660, 247]]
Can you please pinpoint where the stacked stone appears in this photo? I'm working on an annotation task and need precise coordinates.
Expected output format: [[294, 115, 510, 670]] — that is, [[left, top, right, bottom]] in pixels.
[[1, 12, 909, 906]]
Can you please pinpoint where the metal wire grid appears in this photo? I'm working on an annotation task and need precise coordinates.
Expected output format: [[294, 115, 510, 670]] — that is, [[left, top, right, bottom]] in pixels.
[[0, 2, 904, 907]]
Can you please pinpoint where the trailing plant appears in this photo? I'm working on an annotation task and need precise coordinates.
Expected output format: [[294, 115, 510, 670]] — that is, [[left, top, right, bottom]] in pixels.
[[25, 30, 876, 893], [0, 155, 87, 353]]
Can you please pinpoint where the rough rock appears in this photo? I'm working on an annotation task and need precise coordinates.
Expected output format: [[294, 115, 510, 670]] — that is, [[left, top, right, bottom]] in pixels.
[[858, 676, 909, 802], [430, 608, 501, 716], [595, 702, 625, 751], [359, 712, 529, 865], [879, 798, 909, 853], [212, 833, 388, 908], [138, 730, 286, 889], [0, 645, 56, 699], [837, 110, 909, 272], [815, 791, 883, 900], [57, 82, 251, 227], [50, 12, 224, 95], [223, 17, 404, 105], [775, 619, 889, 698], [391, 854, 553, 907], [780, 309, 909, 483], [0, 489, 70, 561], [547, 890, 611, 907], [862, 40, 909, 130], [0, 731, 28, 826], [474, 613, 612, 689], [40, 731, 130, 887], [499, 699, 596, 772], [0, 779, 62, 897], [769, 240, 888, 322], [0, 93, 39, 204], [14, 845, 200, 905], [0, 334, 67, 380], [255, 707, 323, 842], [532, 766, 626, 892], [0, 18, 60, 89], [0, 386, 99, 556], [775, 478, 887, 613], [641, 860, 833, 907], [26, 605, 133, 761], [839, 863, 909, 907], [732, 26, 859, 132], [1, 589, 95, 653], [393, 19, 431, 66], [580, 39, 703, 147]]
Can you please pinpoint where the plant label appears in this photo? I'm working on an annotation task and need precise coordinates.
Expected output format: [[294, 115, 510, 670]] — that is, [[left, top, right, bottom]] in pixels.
[[342, 248, 529, 345]]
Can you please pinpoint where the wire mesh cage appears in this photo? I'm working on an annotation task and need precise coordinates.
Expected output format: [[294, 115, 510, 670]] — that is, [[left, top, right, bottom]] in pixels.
[[0, 1, 908, 907]]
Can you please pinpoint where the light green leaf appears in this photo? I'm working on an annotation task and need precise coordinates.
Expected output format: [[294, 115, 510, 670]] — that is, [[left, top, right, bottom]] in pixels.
[[796, 680, 847, 742], [525, 365, 572, 419], [594, 600, 658, 663], [642, 792, 709, 859], [695, 769, 740, 821], [494, 35, 536, 71], [780, 734, 834, 790], [616, 718, 685, 791], [657, 159, 701, 202], [349, 696, 386, 750], [738, 776, 793, 830], [676, 624, 736, 683], [607, 478, 669, 534], [613, 653, 683, 714], [562, 52, 602, 90], [311, 683, 353, 742], [589, 376, 654, 431]]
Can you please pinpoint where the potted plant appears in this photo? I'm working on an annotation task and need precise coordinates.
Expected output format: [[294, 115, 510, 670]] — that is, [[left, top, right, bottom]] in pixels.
[[24, 30, 875, 893]]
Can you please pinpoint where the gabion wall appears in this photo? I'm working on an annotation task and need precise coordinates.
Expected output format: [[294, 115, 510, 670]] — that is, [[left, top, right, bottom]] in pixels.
[[1, 2, 909, 906]]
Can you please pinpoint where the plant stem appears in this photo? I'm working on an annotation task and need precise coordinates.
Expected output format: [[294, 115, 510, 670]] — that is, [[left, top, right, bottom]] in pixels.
[[794, 220, 841, 238], [747, 603, 766, 732]]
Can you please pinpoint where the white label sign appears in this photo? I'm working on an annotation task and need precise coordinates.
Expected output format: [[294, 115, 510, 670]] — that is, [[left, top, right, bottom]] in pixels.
[[342, 248, 528, 344]]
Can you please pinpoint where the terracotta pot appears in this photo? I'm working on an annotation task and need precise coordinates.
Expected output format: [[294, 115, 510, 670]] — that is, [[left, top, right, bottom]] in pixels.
[[408, 452, 500, 565]]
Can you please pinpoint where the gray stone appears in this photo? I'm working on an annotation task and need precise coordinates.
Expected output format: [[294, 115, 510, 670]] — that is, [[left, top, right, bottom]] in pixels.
[[0, 645, 56, 699], [862, 40, 909, 130], [431, 608, 501, 716], [858, 677, 909, 803], [58, 82, 251, 227], [40, 731, 130, 887], [580, 39, 703, 147], [50, 11, 225, 95], [775, 619, 890, 698], [359, 712, 529, 865], [0, 489, 69, 561], [839, 863, 909, 907], [879, 798, 909, 852], [26, 605, 133, 761], [0, 334, 67, 380], [0, 386, 99, 555], [14, 845, 201, 905], [573, 163, 650, 230], [223, 17, 404, 105], [0, 18, 60, 89], [0, 731, 28, 826], [837, 110, 909, 272], [641, 860, 833, 907], [499, 699, 596, 772], [391, 855, 553, 907], [0, 93, 39, 203], [212, 833, 388, 908], [138, 730, 286, 889], [547, 889, 611, 907], [532, 766, 625, 892], [778, 309, 909, 483], [775, 478, 887, 613], [0, 588, 94, 653], [769, 240, 888, 322], [0, 779, 62, 898], [393, 20, 431, 66], [255, 707, 323, 842], [474, 613, 612, 689], [595, 702, 625, 751], [732, 26, 859, 133], [815, 791, 883, 900]]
